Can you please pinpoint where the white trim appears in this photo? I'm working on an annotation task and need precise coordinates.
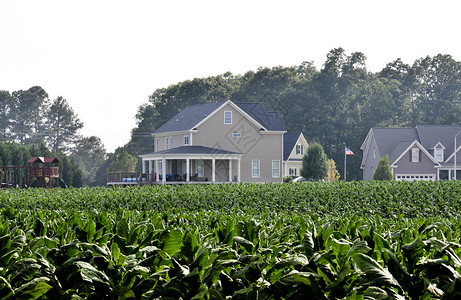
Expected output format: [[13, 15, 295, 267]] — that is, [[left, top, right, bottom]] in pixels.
[[154, 130, 191, 137], [260, 131, 287, 135], [444, 145, 461, 163], [431, 142, 445, 150]]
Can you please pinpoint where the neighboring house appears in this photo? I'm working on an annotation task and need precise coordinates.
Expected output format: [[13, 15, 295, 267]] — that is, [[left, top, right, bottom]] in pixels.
[[361, 125, 461, 181], [139, 100, 307, 183], [283, 133, 309, 178]]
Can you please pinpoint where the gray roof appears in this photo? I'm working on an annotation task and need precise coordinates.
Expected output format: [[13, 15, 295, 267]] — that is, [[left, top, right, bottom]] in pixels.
[[154, 101, 227, 134], [154, 100, 286, 134], [370, 125, 461, 164], [234, 102, 286, 131], [416, 125, 461, 155], [142, 145, 240, 156], [371, 128, 418, 163], [283, 133, 301, 161]]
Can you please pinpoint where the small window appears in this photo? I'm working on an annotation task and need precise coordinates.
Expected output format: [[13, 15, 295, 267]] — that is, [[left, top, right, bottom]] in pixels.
[[411, 148, 420, 162], [224, 111, 232, 124], [155, 138, 159, 152], [169, 137, 173, 149], [272, 160, 280, 178], [289, 168, 297, 176], [373, 150, 377, 159], [252, 160, 260, 178], [434, 148, 443, 162], [196, 160, 204, 177], [184, 135, 189, 145], [232, 132, 241, 138], [165, 137, 169, 150], [296, 144, 303, 155]]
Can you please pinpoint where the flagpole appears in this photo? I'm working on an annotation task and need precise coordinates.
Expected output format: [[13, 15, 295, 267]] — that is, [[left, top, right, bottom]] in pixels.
[[344, 146, 347, 181]]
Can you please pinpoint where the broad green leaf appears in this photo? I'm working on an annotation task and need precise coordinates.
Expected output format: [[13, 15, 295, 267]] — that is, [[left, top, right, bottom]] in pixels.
[[13, 277, 52, 300], [352, 253, 401, 289], [163, 229, 183, 256]]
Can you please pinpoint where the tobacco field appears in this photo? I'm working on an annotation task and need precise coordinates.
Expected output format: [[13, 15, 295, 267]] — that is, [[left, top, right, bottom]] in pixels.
[[0, 181, 461, 299]]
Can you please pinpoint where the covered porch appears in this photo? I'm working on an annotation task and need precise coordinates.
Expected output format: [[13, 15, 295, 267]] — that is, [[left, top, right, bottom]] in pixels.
[[139, 146, 242, 184]]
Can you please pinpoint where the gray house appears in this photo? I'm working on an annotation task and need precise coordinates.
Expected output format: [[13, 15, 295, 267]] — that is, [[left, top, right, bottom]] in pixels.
[[361, 125, 461, 181], [139, 100, 307, 183]]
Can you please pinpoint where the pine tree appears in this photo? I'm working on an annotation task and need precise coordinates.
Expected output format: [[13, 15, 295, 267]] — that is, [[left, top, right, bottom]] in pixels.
[[373, 154, 393, 180]]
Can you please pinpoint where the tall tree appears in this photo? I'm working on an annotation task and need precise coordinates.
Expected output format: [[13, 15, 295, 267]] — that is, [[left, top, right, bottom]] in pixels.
[[72, 136, 106, 186], [45, 96, 84, 153], [10, 86, 49, 144], [0, 91, 13, 142]]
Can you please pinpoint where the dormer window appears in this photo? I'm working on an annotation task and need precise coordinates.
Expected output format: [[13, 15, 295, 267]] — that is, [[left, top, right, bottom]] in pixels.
[[411, 148, 420, 162], [434, 148, 444, 162]]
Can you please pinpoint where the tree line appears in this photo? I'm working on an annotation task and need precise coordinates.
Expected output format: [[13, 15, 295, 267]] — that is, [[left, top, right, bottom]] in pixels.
[[3, 48, 461, 183], [0, 87, 107, 186], [128, 48, 461, 180]]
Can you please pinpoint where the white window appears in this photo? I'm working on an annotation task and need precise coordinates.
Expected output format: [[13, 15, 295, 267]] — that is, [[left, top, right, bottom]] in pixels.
[[196, 160, 204, 177], [272, 160, 280, 178], [224, 111, 232, 124], [232, 132, 241, 138], [411, 148, 420, 162], [252, 160, 260, 178], [184, 135, 189, 145], [373, 150, 377, 159], [155, 138, 159, 152], [169, 137, 173, 149], [165, 137, 169, 150], [434, 148, 443, 162], [296, 144, 303, 155], [289, 168, 297, 176]]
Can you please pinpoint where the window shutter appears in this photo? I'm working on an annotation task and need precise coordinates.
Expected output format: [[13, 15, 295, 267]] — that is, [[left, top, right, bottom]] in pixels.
[[409, 151, 412, 162], [419, 149, 421, 162]]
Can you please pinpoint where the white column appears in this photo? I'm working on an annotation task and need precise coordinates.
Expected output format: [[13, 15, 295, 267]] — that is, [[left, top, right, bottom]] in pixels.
[[162, 158, 166, 183], [229, 159, 232, 182], [212, 158, 216, 182], [148, 160, 153, 178], [156, 160, 160, 182], [142, 159, 146, 173], [186, 158, 190, 182], [237, 157, 241, 183]]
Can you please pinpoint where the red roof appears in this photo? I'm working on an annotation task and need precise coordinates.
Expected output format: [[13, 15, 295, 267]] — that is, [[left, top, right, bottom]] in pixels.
[[27, 157, 60, 164]]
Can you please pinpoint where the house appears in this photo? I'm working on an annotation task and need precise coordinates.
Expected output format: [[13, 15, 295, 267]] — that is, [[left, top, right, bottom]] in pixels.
[[361, 125, 461, 181], [139, 100, 307, 183], [283, 132, 309, 177]]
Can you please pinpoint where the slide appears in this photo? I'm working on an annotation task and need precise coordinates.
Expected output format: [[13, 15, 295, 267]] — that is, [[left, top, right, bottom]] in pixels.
[[59, 177, 68, 188]]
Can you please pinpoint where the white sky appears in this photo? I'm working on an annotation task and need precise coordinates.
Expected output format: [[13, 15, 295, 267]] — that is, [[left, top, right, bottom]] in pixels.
[[1, 0, 461, 152]]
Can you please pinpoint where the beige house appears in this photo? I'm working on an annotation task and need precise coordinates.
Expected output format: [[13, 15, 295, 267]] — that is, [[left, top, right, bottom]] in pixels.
[[139, 100, 307, 183]]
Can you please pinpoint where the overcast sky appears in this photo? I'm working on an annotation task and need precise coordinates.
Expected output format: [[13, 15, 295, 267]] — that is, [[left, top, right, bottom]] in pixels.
[[1, 0, 461, 152]]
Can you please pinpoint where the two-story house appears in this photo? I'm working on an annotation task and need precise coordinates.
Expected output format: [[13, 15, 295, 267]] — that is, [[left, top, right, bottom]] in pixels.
[[361, 125, 461, 181], [139, 100, 307, 183]]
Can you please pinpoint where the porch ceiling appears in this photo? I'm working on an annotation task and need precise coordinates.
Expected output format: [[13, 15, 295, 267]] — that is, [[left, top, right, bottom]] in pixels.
[[139, 146, 241, 160]]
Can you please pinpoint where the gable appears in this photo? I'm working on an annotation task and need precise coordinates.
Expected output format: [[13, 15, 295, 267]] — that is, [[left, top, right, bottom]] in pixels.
[[391, 140, 440, 167], [283, 133, 308, 161]]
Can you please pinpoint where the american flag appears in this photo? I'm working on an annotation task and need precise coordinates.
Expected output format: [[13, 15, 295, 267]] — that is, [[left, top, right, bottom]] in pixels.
[[345, 147, 354, 155]]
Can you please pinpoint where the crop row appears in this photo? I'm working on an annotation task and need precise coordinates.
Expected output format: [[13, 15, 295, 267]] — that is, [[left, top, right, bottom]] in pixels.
[[1, 181, 461, 218]]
